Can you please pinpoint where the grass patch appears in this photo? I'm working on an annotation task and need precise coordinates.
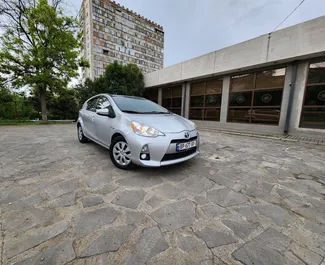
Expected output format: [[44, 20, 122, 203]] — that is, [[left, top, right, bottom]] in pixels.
[[0, 120, 74, 125]]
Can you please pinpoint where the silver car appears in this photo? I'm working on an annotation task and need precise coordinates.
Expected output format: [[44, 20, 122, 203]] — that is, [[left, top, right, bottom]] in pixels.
[[77, 94, 199, 169]]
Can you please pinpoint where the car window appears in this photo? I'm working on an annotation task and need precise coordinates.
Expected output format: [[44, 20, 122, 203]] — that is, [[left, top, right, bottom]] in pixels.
[[112, 96, 169, 114], [86, 97, 98, 112], [96, 96, 111, 109]]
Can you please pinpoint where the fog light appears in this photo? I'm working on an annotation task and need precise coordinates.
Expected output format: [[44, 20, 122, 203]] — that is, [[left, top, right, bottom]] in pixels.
[[140, 145, 150, 160], [141, 145, 149, 153]]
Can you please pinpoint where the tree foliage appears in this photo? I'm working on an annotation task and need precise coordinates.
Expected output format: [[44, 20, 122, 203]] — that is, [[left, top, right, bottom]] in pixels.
[[0, 87, 37, 119], [49, 89, 79, 120], [0, 0, 87, 121], [0, 87, 79, 120], [76, 61, 145, 106]]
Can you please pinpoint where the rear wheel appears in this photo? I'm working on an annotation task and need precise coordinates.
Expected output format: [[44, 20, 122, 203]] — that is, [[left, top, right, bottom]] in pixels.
[[110, 136, 134, 170], [77, 124, 88, 143]]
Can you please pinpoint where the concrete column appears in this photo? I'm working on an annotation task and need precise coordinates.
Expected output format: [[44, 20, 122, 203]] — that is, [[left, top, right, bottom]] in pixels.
[[181, 83, 186, 117], [220, 76, 230, 123], [184, 82, 191, 119], [158, 87, 162, 106], [278, 65, 293, 131], [289, 62, 310, 134]]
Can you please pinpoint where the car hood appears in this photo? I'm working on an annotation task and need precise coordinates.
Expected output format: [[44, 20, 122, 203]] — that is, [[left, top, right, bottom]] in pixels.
[[124, 113, 195, 133]]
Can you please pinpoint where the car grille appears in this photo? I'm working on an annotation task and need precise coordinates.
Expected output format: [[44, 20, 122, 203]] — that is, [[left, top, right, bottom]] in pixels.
[[170, 136, 197, 144], [161, 147, 197, 162]]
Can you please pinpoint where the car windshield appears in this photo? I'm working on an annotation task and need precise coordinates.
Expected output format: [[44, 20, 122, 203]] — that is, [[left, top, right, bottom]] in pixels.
[[112, 96, 169, 114]]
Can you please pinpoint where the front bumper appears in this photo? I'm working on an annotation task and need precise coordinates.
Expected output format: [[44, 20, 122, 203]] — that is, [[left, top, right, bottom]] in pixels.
[[126, 130, 200, 167]]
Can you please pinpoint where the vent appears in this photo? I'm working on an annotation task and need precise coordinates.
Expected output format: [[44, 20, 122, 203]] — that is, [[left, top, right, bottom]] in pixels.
[[161, 147, 197, 162]]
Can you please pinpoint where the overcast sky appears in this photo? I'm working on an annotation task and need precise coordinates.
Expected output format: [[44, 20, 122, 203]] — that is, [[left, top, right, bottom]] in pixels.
[[68, 0, 325, 67]]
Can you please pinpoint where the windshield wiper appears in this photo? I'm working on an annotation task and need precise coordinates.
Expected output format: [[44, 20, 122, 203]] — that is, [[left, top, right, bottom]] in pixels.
[[122, 110, 143, 114], [144, 111, 170, 114]]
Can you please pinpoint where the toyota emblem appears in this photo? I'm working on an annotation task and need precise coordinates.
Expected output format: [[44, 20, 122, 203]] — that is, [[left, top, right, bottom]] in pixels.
[[184, 132, 190, 139]]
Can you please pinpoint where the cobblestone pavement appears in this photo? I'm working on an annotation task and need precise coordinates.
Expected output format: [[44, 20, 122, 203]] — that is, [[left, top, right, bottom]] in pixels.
[[1, 124, 325, 265]]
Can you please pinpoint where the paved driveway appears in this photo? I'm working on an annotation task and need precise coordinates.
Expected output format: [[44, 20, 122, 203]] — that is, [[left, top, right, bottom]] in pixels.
[[0, 124, 325, 265]]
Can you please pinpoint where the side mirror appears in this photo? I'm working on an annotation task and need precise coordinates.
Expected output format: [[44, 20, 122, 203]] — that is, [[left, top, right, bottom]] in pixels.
[[96, 106, 116, 118], [107, 105, 116, 118], [96, 108, 109, 116]]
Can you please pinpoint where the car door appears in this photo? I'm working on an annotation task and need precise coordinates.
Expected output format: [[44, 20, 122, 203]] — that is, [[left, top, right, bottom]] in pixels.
[[82, 97, 98, 140], [94, 96, 113, 147]]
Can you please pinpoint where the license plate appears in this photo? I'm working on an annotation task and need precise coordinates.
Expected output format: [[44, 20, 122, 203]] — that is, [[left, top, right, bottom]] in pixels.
[[176, 140, 197, 151]]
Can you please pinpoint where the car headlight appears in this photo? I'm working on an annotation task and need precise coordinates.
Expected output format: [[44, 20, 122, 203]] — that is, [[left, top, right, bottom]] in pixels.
[[131, 121, 165, 137]]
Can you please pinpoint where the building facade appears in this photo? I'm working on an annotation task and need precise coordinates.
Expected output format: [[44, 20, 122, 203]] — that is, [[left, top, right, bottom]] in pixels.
[[144, 16, 325, 138], [79, 0, 164, 80]]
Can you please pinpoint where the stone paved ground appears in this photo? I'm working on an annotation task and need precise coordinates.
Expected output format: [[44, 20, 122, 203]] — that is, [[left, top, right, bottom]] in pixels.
[[0, 124, 325, 265]]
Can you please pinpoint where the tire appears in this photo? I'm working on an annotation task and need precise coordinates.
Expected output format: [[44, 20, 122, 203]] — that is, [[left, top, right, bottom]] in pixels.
[[77, 124, 89, 143], [110, 136, 135, 170]]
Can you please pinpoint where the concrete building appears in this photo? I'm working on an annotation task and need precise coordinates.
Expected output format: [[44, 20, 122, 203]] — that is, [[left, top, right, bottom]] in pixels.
[[144, 16, 325, 138], [79, 0, 164, 80]]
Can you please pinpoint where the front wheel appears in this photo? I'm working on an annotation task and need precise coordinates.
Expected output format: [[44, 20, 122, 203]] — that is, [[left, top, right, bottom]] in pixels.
[[110, 136, 134, 170], [77, 124, 89, 143]]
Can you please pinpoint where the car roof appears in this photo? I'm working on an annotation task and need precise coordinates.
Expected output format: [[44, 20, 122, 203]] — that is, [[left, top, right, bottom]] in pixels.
[[97, 93, 145, 99], [110, 94, 144, 100], [87, 94, 145, 102]]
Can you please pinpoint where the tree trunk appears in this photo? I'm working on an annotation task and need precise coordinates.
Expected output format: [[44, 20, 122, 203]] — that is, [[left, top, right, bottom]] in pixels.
[[40, 92, 48, 122]]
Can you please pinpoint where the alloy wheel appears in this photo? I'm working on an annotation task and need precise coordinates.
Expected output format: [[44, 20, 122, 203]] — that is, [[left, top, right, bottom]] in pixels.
[[78, 126, 83, 140], [113, 141, 131, 166]]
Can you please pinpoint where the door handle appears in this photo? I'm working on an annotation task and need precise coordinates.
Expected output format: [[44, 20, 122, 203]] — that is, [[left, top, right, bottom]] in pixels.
[[91, 115, 95, 121]]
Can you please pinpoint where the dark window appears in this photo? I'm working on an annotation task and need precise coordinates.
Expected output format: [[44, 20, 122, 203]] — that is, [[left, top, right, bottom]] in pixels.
[[191, 82, 205, 95], [256, 70, 285, 89], [205, 108, 221, 121], [172, 109, 182, 115], [189, 109, 203, 120], [162, 98, 171, 108], [190, 96, 204, 107], [171, 97, 182, 108], [143, 89, 158, 103], [206, 79, 223, 94], [205, 94, 222, 107], [227, 108, 251, 123], [300, 60, 325, 129], [86, 97, 98, 112], [103, 49, 109, 55], [307, 62, 325, 84], [253, 90, 283, 106], [230, 74, 254, 91], [228, 68, 285, 125], [250, 108, 281, 125], [189, 78, 223, 121], [96, 96, 110, 109], [162, 85, 182, 114], [229, 92, 252, 107], [300, 107, 325, 129], [304, 85, 325, 106]]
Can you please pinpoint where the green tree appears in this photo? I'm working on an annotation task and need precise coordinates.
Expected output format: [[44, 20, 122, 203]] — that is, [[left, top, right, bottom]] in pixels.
[[75, 78, 99, 108], [49, 88, 79, 120], [0, 87, 36, 119], [0, 0, 87, 121], [100, 61, 145, 96], [0, 87, 14, 119], [0, 76, 7, 89], [76, 61, 145, 106]]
